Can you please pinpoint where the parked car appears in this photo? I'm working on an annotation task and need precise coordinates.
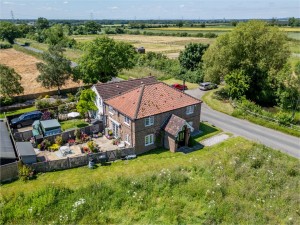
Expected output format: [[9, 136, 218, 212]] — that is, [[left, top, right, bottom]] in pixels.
[[199, 82, 218, 91], [171, 83, 188, 91], [11, 111, 43, 128]]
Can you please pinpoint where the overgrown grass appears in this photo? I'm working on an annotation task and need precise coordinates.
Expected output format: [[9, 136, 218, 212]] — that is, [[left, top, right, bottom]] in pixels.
[[0, 106, 37, 118], [202, 89, 300, 137], [1, 137, 299, 224], [120, 66, 171, 80], [60, 119, 89, 131]]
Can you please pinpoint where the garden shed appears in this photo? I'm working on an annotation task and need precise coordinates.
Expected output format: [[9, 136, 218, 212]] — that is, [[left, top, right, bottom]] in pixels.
[[32, 119, 61, 137], [15, 142, 37, 164]]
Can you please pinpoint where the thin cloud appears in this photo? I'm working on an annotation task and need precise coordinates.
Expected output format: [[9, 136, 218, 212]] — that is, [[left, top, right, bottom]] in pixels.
[[180, 4, 185, 8]]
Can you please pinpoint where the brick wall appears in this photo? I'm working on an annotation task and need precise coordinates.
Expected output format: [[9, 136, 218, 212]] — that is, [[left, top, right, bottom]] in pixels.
[[133, 103, 201, 154]]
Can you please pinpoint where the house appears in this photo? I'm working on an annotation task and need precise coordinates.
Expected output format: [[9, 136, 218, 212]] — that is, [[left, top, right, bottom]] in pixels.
[[0, 120, 17, 165], [91, 76, 158, 121], [97, 81, 202, 154]]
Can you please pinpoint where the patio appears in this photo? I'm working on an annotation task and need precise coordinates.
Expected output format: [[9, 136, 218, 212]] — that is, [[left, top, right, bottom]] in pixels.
[[34, 136, 122, 161]]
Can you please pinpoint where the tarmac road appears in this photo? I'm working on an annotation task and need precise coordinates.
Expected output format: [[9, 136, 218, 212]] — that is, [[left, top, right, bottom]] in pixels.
[[186, 88, 300, 159]]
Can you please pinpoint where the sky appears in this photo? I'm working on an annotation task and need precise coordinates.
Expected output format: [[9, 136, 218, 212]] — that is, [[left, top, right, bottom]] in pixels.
[[0, 0, 299, 20]]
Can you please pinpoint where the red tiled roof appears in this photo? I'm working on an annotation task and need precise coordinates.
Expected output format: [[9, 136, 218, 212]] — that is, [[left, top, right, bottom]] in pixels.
[[164, 114, 187, 137], [93, 76, 157, 100], [105, 82, 201, 119]]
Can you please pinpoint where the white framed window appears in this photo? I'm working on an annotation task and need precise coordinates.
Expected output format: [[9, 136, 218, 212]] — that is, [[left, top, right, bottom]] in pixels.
[[186, 105, 194, 115], [188, 121, 193, 127], [145, 116, 154, 127], [145, 134, 154, 146], [108, 106, 115, 115], [124, 116, 130, 125], [125, 134, 130, 144]]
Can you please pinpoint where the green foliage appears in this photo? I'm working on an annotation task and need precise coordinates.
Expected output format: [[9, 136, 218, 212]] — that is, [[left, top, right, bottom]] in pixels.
[[76, 36, 136, 84], [43, 24, 76, 47], [0, 42, 12, 49], [35, 17, 50, 30], [276, 112, 293, 126], [224, 70, 250, 99], [76, 89, 97, 119], [0, 21, 20, 44], [55, 135, 63, 146], [84, 21, 101, 34], [87, 141, 97, 153], [0, 64, 24, 98], [179, 43, 209, 71], [49, 143, 60, 151], [2, 138, 299, 224], [137, 52, 180, 80], [36, 45, 72, 95], [203, 20, 290, 105], [18, 161, 34, 182], [75, 128, 81, 139]]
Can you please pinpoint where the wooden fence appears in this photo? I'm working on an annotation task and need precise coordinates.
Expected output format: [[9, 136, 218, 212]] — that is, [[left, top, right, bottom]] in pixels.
[[29, 148, 135, 173]]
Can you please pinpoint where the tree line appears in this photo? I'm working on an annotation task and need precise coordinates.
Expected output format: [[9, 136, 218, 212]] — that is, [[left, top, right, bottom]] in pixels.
[[1, 20, 299, 115]]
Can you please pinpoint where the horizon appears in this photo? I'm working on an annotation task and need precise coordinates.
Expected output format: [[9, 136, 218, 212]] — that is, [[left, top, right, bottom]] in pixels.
[[1, 0, 299, 20]]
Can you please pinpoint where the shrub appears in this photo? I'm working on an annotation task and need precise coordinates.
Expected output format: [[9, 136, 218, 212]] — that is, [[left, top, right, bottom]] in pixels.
[[35, 99, 52, 109], [276, 111, 293, 126], [87, 141, 97, 153], [18, 161, 34, 181], [41, 111, 51, 120], [0, 43, 12, 49], [0, 97, 14, 106], [75, 128, 81, 139], [49, 144, 60, 151], [40, 139, 51, 150], [67, 93, 75, 102], [55, 135, 63, 145], [214, 88, 230, 100]]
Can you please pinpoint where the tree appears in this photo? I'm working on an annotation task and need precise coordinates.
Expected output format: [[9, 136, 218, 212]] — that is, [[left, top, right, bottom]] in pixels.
[[76, 36, 136, 84], [224, 70, 250, 99], [0, 21, 20, 44], [76, 89, 97, 122], [203, 20, 290, 105], [177, 21, 183, 28], [179, 43, 209, 71], [0, 64, 24, 98], [36, 17, 49, 30], [36, 45, 72, 95], [84, 21, 101, 34]]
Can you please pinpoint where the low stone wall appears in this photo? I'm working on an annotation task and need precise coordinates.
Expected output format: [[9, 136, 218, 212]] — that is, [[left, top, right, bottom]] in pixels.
[[30, 148, 135, 173], [0, 161, 18, 182]]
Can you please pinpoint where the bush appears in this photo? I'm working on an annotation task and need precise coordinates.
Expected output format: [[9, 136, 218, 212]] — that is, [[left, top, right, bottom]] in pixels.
[[204, 32, 218, 38], [35, 99, 52, 109], [55, 135, 63, 145], [18, 161, 34, 181], [0, 43, 12, 49], [40, 139, 51, 151], [276, 112, 293, 126], [75, 128, 81, 139], [49, 143, 60, 151], [87, 141, 97, 153], [0, 97, 14, 106], [214, 88, 230, 100], [67, 93, 75, 102]]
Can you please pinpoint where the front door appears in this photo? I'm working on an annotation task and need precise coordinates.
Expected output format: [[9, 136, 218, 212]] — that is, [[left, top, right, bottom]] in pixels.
[[112, 122, 119, 138], [177, 130, 185, 147]]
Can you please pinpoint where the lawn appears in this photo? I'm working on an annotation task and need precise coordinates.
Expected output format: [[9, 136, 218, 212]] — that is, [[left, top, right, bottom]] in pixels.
[[60, 119, 89, 131], [1, 136, 299, 224], [0, 106, 37, 118]]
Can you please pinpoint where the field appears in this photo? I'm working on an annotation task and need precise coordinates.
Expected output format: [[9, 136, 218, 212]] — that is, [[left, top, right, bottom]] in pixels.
[[1, 137, 299, 224], [0, 49, 82, 95], [73, 34, 215, 58]]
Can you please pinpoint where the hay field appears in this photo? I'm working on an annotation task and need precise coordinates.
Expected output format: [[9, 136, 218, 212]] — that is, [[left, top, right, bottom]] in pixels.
[[73, 34, 215, 58], [149, 27, 300, 32], [0, 49, 82, 95]]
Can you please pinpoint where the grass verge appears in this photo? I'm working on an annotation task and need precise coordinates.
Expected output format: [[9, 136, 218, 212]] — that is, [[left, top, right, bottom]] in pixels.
[[202, 90, 300, 137], [1, 137, 299, 224]]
